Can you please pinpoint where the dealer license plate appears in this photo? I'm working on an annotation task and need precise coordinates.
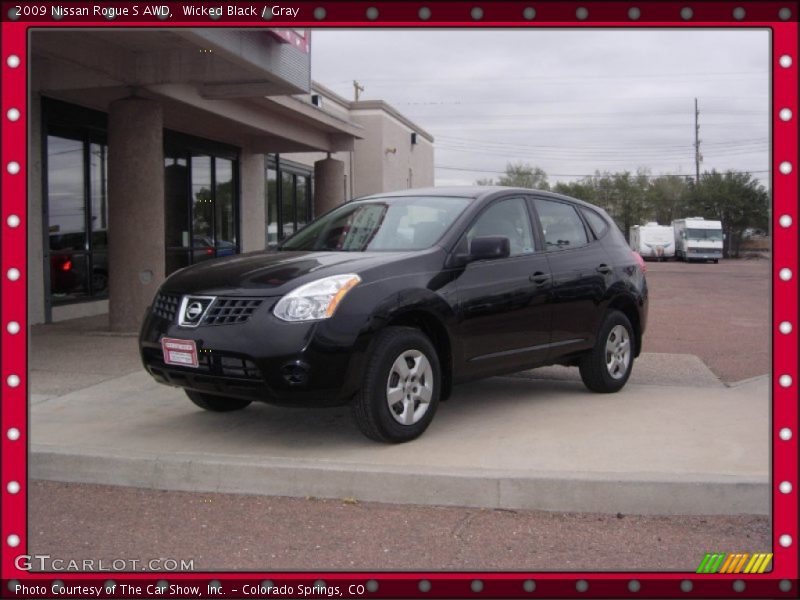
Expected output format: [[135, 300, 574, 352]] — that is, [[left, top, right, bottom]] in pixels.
[[161, 337, 199, 368]]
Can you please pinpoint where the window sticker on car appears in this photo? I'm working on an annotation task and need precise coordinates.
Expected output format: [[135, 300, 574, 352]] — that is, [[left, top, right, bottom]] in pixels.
[[161, 337, 199, 368]]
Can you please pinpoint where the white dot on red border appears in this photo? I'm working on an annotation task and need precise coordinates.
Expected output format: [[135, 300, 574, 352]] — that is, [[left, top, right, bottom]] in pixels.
[[779, 108, 793, 121], [779, 162, 793, 175], [779, 55, 793, 68], [6, 161, 20, 175], [6, 375, 20, 388], [779, 268, 793, 281], [6, 428, 21, 441], [6, 481, 20, 494], [7, 322, 21, 335], [6, 108, 20, 122], [6, 214, 20, 228], [6, 535, 19, 548], [779, 374, 793, 388], [779, 428, 792, 441], [6, 55, 21, 68], [7, 268, 20, 281], [779, 321, 793, 334], [779, 481, 792, 494], [779, 534, 792, 547], [779, 214, 793, 228]]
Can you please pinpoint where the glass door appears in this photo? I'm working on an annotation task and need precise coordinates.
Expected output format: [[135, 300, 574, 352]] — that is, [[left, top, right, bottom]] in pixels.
[[163, 132, 240, 275]]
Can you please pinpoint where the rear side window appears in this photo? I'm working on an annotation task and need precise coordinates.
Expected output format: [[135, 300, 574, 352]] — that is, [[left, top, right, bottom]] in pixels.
[[580, 207, 609, 239], [534, 199, 589, 251]]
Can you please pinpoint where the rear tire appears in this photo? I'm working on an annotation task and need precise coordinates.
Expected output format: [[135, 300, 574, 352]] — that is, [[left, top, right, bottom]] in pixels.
[[185, 390, 251, 412], [579, 311, 635, 393], [352, 327, 441, 443]]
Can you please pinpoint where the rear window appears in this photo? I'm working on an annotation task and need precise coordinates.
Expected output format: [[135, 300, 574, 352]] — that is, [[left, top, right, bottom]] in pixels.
[[534, 198, 589, 251], [580, 207, 609, 239]]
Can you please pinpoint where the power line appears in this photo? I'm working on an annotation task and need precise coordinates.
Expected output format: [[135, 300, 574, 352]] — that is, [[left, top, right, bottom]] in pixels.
[[434, 134, 768, 150], [435, 165, 770, 178], [336, 71, 766, 85], [435, 144, 768, 164]]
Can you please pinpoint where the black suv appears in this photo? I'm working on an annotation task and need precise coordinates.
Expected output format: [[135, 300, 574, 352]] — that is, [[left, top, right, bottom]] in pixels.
[[140, 187, 648, 443]]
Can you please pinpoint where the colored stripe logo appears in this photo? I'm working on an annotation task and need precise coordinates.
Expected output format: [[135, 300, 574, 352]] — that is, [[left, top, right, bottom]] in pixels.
[[696, 552, 772, 574]]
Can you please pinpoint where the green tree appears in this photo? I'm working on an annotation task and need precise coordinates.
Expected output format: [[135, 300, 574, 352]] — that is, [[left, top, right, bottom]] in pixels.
[[644, 175, 692, 225], [689, 170, 769, 258], [477, 162, 550, 190]]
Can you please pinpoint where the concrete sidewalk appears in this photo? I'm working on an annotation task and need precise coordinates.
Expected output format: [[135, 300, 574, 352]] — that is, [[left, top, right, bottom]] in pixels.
[[30, 367, 769, 516]]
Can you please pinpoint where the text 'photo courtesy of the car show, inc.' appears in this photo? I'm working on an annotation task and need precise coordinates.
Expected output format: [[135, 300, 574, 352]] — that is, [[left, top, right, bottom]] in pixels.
[[0, 2, 797, 600]]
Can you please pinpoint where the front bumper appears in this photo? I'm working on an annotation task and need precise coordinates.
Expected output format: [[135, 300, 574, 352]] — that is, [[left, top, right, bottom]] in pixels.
[[139, 296, 367, 406], [687, 250, 722, 260]]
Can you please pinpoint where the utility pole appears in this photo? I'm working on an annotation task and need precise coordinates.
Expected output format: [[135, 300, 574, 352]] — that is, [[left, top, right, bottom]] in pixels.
[[694, 97, 702, 184], [353, 80, 364, 102]]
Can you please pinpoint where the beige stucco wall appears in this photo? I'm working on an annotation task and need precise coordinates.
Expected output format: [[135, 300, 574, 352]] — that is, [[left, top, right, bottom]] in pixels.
[[352, 109, 434, 197]]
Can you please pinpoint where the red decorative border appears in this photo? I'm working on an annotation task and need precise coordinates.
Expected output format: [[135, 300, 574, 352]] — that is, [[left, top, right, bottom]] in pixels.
[[1, 2, 797, 599]]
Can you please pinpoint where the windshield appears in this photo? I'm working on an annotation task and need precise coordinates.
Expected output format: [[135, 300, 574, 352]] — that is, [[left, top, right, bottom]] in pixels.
[[280, 196, 470, 252], [686, 228, 723, 241]]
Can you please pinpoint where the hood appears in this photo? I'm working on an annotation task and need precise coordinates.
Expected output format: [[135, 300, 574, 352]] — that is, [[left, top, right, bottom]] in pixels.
[[160, 250, 413, 297]]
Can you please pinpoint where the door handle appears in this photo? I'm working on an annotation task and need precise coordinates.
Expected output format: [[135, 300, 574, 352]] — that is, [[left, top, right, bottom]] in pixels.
[[530, 272, 551, 285], [596, 264, 613, 274]]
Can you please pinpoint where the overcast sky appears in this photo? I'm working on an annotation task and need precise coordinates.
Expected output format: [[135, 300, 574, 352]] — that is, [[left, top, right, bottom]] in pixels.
[[311, 29, 770, 189]]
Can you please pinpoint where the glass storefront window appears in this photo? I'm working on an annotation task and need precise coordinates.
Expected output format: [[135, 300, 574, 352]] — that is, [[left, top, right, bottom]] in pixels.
[[164, 133, 240, 275], [266, 168, 278, 246], [47, 134, 109, 303], [215, 158, 235, 251], [265, 157, 313, 245], [281, 171, 295, 238], [191, 155, 213, 243], [89, 143, 109, 295], [48, 136, 85, 253], [296, 175, 308, 230]]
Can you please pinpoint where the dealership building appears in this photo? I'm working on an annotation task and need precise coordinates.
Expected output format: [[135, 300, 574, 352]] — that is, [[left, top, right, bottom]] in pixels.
[[28, 29, 434, 330]]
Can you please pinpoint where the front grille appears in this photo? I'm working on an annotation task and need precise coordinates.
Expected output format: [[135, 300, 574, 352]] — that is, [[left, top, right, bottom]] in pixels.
[[203, 298, 263, 325], [151, 295, 263, 326], [153, 293, 180, 322]]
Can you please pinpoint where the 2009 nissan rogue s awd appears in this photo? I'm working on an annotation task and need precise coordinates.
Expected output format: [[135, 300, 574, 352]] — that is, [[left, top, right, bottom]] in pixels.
[[140, 187, 648, 442]]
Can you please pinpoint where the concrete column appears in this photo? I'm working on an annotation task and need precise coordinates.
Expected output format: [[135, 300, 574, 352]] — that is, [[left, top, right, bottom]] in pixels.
[[239, 150, 266, 253], [107, 98, 165, 332], [314, 157, 345, 216]]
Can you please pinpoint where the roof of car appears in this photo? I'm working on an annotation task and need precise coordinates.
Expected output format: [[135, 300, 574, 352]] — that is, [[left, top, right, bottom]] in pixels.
[[356, 186, 597, 208]]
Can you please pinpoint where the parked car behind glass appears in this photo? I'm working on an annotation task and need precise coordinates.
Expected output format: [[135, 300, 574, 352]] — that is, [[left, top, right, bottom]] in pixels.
[[140, 187, 648, 443]]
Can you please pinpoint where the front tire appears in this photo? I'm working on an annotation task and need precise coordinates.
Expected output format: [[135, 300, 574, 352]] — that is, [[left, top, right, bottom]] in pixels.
[[352, 327, 441, 443], [579, 311, 635, 393], [185, 390, 251, 412]]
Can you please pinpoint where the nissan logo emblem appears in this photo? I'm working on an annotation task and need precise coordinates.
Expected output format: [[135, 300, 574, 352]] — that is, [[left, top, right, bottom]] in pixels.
[[185, 302, 204, 320]]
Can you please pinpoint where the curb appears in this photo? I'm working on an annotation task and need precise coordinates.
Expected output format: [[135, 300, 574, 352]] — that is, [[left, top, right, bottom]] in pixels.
[[31, 446, 770, 516]]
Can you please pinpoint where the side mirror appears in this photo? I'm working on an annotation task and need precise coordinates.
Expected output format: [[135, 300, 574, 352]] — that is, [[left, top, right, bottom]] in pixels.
[[470, 236, 510, 261]]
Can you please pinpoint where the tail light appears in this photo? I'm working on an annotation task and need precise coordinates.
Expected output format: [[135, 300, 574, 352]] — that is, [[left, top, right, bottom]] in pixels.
[[632, 251, 647, 273], [61, 259, 72, 272]]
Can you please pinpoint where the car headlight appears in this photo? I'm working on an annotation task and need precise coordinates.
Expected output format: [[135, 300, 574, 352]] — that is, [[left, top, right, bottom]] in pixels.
[[273, 274, 361, 322]]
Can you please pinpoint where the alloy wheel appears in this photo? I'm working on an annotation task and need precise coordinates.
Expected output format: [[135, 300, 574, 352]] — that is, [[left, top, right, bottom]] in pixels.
[[386, 349, 434, 425], [605, 325, 631, 380]]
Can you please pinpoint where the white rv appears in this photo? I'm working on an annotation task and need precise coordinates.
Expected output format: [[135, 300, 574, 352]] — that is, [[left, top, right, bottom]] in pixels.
[[629, 222, 675, 261], [673, 217, 723, 263]]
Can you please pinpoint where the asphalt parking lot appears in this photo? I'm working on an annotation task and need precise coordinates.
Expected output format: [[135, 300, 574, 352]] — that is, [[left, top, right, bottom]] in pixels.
[[28, 257, 772, 571], [641, 258, 770, 383]]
